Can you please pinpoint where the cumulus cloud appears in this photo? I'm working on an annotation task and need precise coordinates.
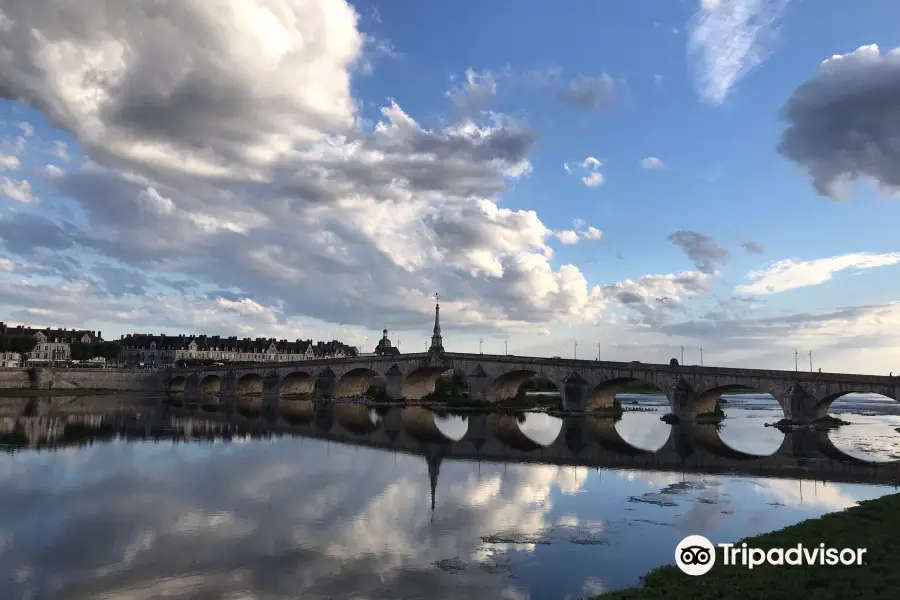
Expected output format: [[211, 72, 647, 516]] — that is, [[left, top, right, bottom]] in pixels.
[[777, 44, 900, 200], [0, 257, 13, 272], [736, 252, 900, 295], [0, 0, 613, 334], [687, 0, 791, 105], [641, 157, 666, 169], [668, 230, 730, 274], [555, 230, 580, 245], [558, 74, 618, 110]]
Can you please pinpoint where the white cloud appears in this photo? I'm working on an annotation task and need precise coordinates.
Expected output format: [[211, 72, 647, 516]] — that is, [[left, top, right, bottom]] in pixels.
[[0, 0, 615, 333], [736, 252, 900, 295], [641, 157, 666, 169], [17, 121, 33, 137], [654, 74, 664, 88], [565, 156, 605, 188], [582, 156, 601, 170], [0, 257, 13, 272], [582, 226, 602, 241], [687, 0, 791, 105], [0, 176, 38, 204], [582, 172, 604, 188], [555, 230, 580, 245], [0, 154, 20, 171], [42, 164, 64, 177]]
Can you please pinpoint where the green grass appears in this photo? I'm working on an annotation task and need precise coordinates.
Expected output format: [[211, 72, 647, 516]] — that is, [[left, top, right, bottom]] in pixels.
[[0, 388, 119, 397], [590, 493, 900, 600]]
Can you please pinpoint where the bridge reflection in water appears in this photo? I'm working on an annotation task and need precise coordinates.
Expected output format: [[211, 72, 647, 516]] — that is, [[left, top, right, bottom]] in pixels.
[[2, 403, 899, 489]]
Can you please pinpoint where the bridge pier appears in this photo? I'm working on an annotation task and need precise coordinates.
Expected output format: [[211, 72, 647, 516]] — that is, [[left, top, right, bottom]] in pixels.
[[385, 367, 405, 401], [467, 371, 490, 403], [562, 374, 590, 412], [778, 384, 817, 424], [315, 370, 336, 399], [669, 377, 697, 420], [262, 373, 280, 420], [184, 374, 201, 408], [219, 372, 237, 413]]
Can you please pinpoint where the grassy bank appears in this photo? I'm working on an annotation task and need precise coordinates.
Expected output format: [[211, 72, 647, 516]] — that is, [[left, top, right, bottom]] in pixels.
[[590, 493, 900, 599], [0, 388, 119, 398]]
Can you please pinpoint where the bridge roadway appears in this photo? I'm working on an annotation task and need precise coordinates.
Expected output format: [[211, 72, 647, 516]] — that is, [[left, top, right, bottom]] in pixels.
[[165, 350, 900, 423], [4, 403, 900, 486]]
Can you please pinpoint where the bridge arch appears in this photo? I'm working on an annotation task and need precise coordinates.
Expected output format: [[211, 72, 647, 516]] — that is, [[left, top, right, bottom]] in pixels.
[[586, 377, 669, 412], [404, 367, 451, 400], [279, 371, 315, 397], [814, 390, 898, 420], [199, 375, 221, 398], [168, 376, 186, 394], [236, 373, 264, 396], [336, 368, 380, 398], [485, 370, 561, 404], [696, 383, 785, 416]]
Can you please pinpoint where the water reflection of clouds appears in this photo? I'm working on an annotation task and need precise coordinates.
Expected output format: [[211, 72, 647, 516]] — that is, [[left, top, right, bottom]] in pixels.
[[1, 438, 593, 600]]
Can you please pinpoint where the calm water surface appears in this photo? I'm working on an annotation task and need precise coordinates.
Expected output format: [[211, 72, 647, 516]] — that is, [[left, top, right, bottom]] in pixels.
[[2, 393, 899, 600]]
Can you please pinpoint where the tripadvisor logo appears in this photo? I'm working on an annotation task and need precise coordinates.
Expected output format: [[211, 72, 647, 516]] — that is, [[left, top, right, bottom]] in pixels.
[[675, 535, 867, 576]]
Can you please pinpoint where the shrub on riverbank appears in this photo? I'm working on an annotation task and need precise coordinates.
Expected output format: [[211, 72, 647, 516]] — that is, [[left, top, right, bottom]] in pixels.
[[590, 492, 900, 599]]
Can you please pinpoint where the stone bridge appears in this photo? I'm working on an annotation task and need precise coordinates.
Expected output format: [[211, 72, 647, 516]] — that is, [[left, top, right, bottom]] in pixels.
[[164, 351, 900, 423], [3, 406, 899, 486]]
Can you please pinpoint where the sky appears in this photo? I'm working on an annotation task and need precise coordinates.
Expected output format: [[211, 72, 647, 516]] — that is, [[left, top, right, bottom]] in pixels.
[[1, 0, 900, 374]]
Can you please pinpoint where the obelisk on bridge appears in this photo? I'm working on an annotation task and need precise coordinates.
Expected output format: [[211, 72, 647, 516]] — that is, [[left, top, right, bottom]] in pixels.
[[429, 293, 444, 354]]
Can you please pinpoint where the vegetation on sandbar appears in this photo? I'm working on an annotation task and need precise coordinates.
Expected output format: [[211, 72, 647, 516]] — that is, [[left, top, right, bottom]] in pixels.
[[590, 492, 900, 600]]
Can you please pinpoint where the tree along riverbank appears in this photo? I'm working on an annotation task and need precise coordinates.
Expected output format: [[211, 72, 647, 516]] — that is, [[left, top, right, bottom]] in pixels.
[[590, 492, 900, 599]]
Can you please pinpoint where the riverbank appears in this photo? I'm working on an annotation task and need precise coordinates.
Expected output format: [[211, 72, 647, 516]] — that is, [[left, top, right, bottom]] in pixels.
[[590, 492, 900, 599]]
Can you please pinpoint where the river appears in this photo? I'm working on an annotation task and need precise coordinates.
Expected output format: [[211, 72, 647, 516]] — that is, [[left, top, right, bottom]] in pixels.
[[1, 393, 899, 599]]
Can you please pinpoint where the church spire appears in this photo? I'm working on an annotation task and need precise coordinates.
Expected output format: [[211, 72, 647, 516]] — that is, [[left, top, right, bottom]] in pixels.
[[429, 293, 443, 353]]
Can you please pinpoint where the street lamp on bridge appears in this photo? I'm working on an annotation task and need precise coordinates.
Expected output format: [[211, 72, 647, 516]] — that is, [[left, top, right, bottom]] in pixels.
[[680, 345, 684, 365], [700, 346, 703, 367], [505, 340, 508, 356], [479, 338, 483, 354], [574, 340, 578, 360], [597, 342, 601, 361], [794, 348, 798, 371]]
